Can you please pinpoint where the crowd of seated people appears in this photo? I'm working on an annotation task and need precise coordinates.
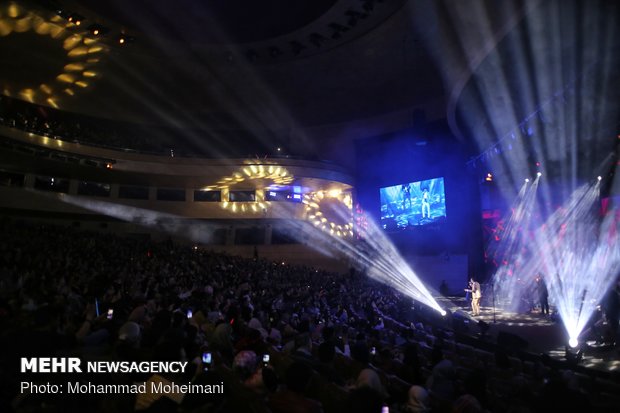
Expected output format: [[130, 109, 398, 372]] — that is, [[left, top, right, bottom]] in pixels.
[[0, 218, 619, 413], [0, 97, 296, 159], [0, 96, 159, 153]]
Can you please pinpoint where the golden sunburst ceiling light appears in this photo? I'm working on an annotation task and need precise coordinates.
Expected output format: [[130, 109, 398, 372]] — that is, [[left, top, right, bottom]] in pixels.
[[203, 162, 294, 214], [0, 2, 107, 108], [303, 190, 354, 237]]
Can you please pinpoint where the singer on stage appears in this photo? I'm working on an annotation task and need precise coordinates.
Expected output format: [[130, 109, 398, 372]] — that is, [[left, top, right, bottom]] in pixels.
[[465, 278, 482, 316]]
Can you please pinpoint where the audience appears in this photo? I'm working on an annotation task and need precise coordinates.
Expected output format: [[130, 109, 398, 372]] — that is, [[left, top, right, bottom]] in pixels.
[[404, 385, 429, 413], [0, 218, 618, 412], [0, 96, 295, 158]]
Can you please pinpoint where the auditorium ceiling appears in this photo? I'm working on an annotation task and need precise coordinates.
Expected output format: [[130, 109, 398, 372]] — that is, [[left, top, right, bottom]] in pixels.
[[0, 1, 517, 127], [1, 0, 616, 164]]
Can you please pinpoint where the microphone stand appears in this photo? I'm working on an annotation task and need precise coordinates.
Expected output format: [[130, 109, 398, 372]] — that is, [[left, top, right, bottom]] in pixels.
[[492, 281, 496, 324]]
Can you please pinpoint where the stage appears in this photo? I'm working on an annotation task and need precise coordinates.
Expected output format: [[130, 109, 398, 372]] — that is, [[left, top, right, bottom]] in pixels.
[[436, 296, 620, 373]]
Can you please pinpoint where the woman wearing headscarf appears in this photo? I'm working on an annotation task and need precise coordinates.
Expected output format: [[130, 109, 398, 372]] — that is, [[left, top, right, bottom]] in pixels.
[[403, 385, 429, 413]]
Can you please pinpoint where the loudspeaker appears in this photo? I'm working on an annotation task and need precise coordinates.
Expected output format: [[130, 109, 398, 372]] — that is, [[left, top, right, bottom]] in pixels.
[[451, 309, 471, 333], [497, 331, 529, 351]]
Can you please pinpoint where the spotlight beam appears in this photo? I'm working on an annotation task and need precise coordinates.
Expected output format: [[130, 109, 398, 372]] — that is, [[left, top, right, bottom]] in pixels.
[[415, 0, 619, 346], [278, 204, 444, 314], [51, 192, 217, 244], [510, 181, 620, 342], [491, 177, 540, 311]]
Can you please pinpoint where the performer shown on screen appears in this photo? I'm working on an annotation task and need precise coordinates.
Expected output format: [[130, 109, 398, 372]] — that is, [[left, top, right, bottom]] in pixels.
[[536, 274, 549, 315], [421, 187, 431, 218], [465, 278, 482, 316], [402, 183, 412, 210]]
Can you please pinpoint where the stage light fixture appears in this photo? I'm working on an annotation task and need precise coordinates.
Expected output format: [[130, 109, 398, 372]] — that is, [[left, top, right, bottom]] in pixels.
[[290, 41, 307, 56], [345, 10, 366, 27], [0, 6, 106, 107], [597, 176, 602, 181], [309, 33, 326, 48], [328, 23, 348, 39], [117, 34, 135, 45], [362, 1, 375, 12], [87, 24, 108, 36], [568, 337, 578, 348], [269, 47, 282, 58], [67, 14, 84, 26], [246, 49, 259, 61], [525, 178, 530, 183], [478, 320, 490, 336], [537, 172, 542, 177]]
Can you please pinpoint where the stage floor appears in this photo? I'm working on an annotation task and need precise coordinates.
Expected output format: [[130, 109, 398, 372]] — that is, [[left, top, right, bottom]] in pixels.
[[436, 296, 620, 373]]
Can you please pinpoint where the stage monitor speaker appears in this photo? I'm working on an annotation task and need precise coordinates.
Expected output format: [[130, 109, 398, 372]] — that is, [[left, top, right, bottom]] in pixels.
[[450, 309, 472, 333], [383, 218, 398, 231], [497, 331, 529, 351]]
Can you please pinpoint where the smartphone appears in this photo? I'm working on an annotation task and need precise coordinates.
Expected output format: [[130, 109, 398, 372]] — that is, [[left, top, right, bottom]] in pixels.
[[187, 309, 193, 319], [202, 352, 212, 364], [381, 406, 389, 413], [262, 354, 270, 366], [95, 298, 100, 317], [371, 346, 376, 356], [202, 352, 212, 371], [106, 308, 114, 320]]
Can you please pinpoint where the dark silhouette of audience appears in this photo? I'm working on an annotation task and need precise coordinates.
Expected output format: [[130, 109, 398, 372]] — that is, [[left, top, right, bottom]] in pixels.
[[0, 218, 618, 412]]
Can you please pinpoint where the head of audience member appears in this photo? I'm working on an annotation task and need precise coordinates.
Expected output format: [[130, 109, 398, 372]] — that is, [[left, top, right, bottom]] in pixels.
[[430, 345, 444, 367], [495, 349, 511, 370], [233, 350, 260, 384], [356, 368, 386, 399], [427, 359, 456, 404], [318, 341, 336, 364], [294, 332, 313, 356], [118, 321, 141, 345], [285, 361, 313, 394], [347, 387, 385, 413], [261, 367, 279, 393], [351, 337, 370, 364], [452, 394, 482, 413], [405, 385, 429, 413], [321, 325, 335, 342]]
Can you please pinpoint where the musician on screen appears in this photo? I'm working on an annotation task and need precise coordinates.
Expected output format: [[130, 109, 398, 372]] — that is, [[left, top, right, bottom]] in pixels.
[[401, 183, 412, 210], [465, 278, 482, 316], [421, 187, 431, 218]]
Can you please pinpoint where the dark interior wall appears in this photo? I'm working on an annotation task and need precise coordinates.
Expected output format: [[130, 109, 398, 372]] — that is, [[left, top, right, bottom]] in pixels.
[[355, 126, 485, 278]]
